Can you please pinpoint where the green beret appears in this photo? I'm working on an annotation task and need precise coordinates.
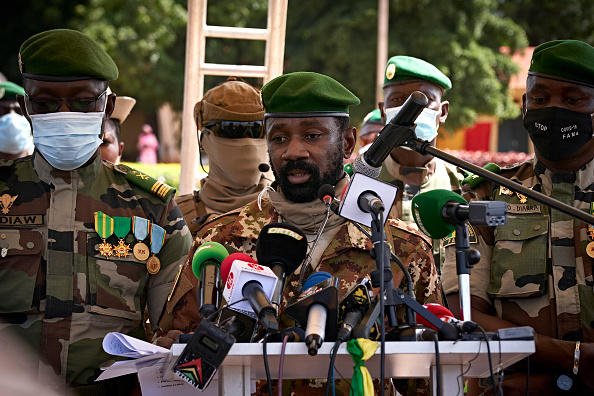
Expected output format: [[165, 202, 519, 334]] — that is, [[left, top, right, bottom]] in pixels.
[[0, 81, 25, 99], [19, 29, 118, 82], [361, 109, 382, 127], [383, 56, 451, 91], [262, 71, 360, 117], [528, 40, 594, 88]]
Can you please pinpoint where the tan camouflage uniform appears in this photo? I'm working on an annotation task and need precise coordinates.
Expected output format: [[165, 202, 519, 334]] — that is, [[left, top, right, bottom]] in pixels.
[[160, 196, 442, 396], [378, 156, 464, 269], [442, 157, 594, 343], [0, 152, 192, 389]]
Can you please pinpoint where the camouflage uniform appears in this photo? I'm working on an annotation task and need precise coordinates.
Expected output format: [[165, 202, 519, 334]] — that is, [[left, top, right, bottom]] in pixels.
[[378, 156, 464, 268], [442, 157, 594, 343], [175, 190, 214, 235], [0, 152, 192, 389], [160, 197, 442, 396]]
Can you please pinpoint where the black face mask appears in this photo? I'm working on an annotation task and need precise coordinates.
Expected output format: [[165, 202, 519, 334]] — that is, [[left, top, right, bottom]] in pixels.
[[523, 107, 593, 162]]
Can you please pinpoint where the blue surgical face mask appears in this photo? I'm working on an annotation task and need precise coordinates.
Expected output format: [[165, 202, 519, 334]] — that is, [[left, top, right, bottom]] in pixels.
[[30, 111, 105, 170], [0, 113, 33, 155], [385, 105, 440, 141]]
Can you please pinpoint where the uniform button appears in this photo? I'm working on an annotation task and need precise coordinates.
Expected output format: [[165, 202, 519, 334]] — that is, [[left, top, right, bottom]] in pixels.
[[513, 229, 521, 236], [26, 242, 34, 249], [533, 225, 541, 231]]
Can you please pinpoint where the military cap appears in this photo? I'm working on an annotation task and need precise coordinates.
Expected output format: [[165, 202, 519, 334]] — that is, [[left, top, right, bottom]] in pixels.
[[383, 56, 451, 91], [194, 77, 264, 130], [528, 40, 594, 88], [0, 81, 25, 100], [261, 71, 360, 117], [19, 29, 118, 82]]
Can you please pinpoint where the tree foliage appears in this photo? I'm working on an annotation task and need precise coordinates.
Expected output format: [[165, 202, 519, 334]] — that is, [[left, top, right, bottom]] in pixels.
[[283, 0, 528, 130]]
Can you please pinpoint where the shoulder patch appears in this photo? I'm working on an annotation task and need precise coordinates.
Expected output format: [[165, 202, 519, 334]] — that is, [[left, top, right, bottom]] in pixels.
[[462, 163, 501, 189], [443, 224, 478, 248], [116, 164, 176, 202]]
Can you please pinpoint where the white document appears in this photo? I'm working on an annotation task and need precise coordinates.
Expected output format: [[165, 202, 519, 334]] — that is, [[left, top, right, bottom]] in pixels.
[[102, 332, 169, 358]]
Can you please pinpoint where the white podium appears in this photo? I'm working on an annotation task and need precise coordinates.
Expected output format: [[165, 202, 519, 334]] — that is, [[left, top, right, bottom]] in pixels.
[[169, 340, 534, 396]]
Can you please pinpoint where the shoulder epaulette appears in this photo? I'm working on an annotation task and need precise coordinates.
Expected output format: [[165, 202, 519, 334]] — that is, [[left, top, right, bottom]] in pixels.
[[462, 163, 501, 189], [114, 163, 176, 202]]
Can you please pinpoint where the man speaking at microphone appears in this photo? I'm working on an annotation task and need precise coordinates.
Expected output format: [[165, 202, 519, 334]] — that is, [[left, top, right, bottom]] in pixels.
[[377, 56, 464, 269], [158, 72, 442, 395], [442, 40, 594, 395]]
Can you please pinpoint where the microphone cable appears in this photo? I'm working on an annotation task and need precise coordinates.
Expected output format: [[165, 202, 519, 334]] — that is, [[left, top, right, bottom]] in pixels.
[[296, 188, 333, 293], [263, 333, 273, 396], [477, 325, 500, 396], [277, 333, 289, 396], [325, 339, 342, 396], [430, 330, 441, 396]]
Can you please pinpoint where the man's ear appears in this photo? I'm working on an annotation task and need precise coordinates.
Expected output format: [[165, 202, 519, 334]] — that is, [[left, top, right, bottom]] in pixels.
[[16, 94, 31, 124], [343, 126, 356, 159], [105, 93, 116, 118], [439, 101, 449, 124]]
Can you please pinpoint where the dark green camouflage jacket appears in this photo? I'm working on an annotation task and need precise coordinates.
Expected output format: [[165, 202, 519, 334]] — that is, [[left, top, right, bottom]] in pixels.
[[0, 152, 192, 388], [442, 158, 594, 343], [161, 197, 442, 396]]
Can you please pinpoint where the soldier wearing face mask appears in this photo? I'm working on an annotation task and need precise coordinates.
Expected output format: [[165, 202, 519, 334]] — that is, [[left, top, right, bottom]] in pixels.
[[377, 56, 464, 268], [442, 40, 594, 395], [0, 81, 33, 160], [175, 77, 272, 235], [5, 29, 192, 394]]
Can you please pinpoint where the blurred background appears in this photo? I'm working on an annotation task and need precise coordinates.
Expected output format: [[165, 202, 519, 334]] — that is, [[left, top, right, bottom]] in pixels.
[[2, 0, 593, 189]]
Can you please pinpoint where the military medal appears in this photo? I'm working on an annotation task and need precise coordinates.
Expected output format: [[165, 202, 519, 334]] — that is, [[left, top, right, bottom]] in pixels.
[[132, 216, 150, 261], [94, 211, 115, 257], [113, 217, 132, 258], [586, 202, 594, 258], [146, 223, 166, 275]]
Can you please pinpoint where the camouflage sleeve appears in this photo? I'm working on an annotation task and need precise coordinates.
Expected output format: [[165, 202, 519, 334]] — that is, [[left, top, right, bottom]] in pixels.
[[146, 198, 193, 331]]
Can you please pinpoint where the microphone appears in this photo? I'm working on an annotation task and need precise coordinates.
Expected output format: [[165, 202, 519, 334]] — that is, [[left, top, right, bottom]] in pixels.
[[416, 303, 479, 334], [220, 253, 279, 333], [255, 223, 308, 311], [192, 242, 229, 319], [337, 279, 374, 342], [317, 184, 335, 206], [285, 271, 339, 356], [337, 172, 398, 227], [269, 326, 306, 342], [258, 163, 270, 173], [353, 91, 428, 178], [411, 189, 507, 239]]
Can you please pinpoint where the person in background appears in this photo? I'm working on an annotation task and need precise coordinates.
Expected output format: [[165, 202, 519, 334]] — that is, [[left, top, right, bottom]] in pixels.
[[101, 90, 136, 164], [136, 123, 158, 164], [442, 40, 594, 395], [157, 71, 442, 396], [8, 28, 192, 394], [377, 55, 464, 268], [358, 108, 382, 155], [175, 76, 272, 235], [0, 81, 33, 160]]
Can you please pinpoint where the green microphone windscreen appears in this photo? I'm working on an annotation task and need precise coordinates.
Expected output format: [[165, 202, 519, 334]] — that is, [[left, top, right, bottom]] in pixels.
[[192, 242, 229, 279], [411, 189, 467, 239]]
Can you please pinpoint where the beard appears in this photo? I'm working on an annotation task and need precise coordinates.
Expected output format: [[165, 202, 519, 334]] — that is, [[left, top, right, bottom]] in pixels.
[[272, 147, 345, 203]]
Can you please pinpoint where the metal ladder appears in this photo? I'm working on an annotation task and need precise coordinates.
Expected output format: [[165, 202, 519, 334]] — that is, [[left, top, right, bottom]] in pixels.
[[179, 0, 288, 194]]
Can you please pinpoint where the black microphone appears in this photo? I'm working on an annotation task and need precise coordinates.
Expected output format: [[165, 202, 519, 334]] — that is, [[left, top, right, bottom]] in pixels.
[[285, 272, 339, 356], [337, 279, 374, 342], [256, 223, 308, 311], [317, 184, 335, 206], [357, 190, 385, 214], [353, 91, 428, 178], [258, 163, 270, 173], [191, 242, 229, 319]]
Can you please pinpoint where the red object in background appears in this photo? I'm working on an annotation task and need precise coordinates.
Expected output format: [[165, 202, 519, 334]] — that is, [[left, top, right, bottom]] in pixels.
[[464, 122, 491, 151]]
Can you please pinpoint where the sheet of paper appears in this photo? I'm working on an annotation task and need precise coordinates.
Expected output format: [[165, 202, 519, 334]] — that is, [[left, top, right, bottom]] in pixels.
[[96, 353, 169, 381], [102, 332, 169, 358]]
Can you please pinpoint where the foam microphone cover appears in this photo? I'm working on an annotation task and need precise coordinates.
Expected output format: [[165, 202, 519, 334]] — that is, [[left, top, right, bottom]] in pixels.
[[317, 184, 335, 204], [416, 303, 456, 330], [302, 271, 332, 291], [256, 222, 308, 276], [411, 189, 467, 239], [220, 252, 256, 283], [191, 242, 229, 279]]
